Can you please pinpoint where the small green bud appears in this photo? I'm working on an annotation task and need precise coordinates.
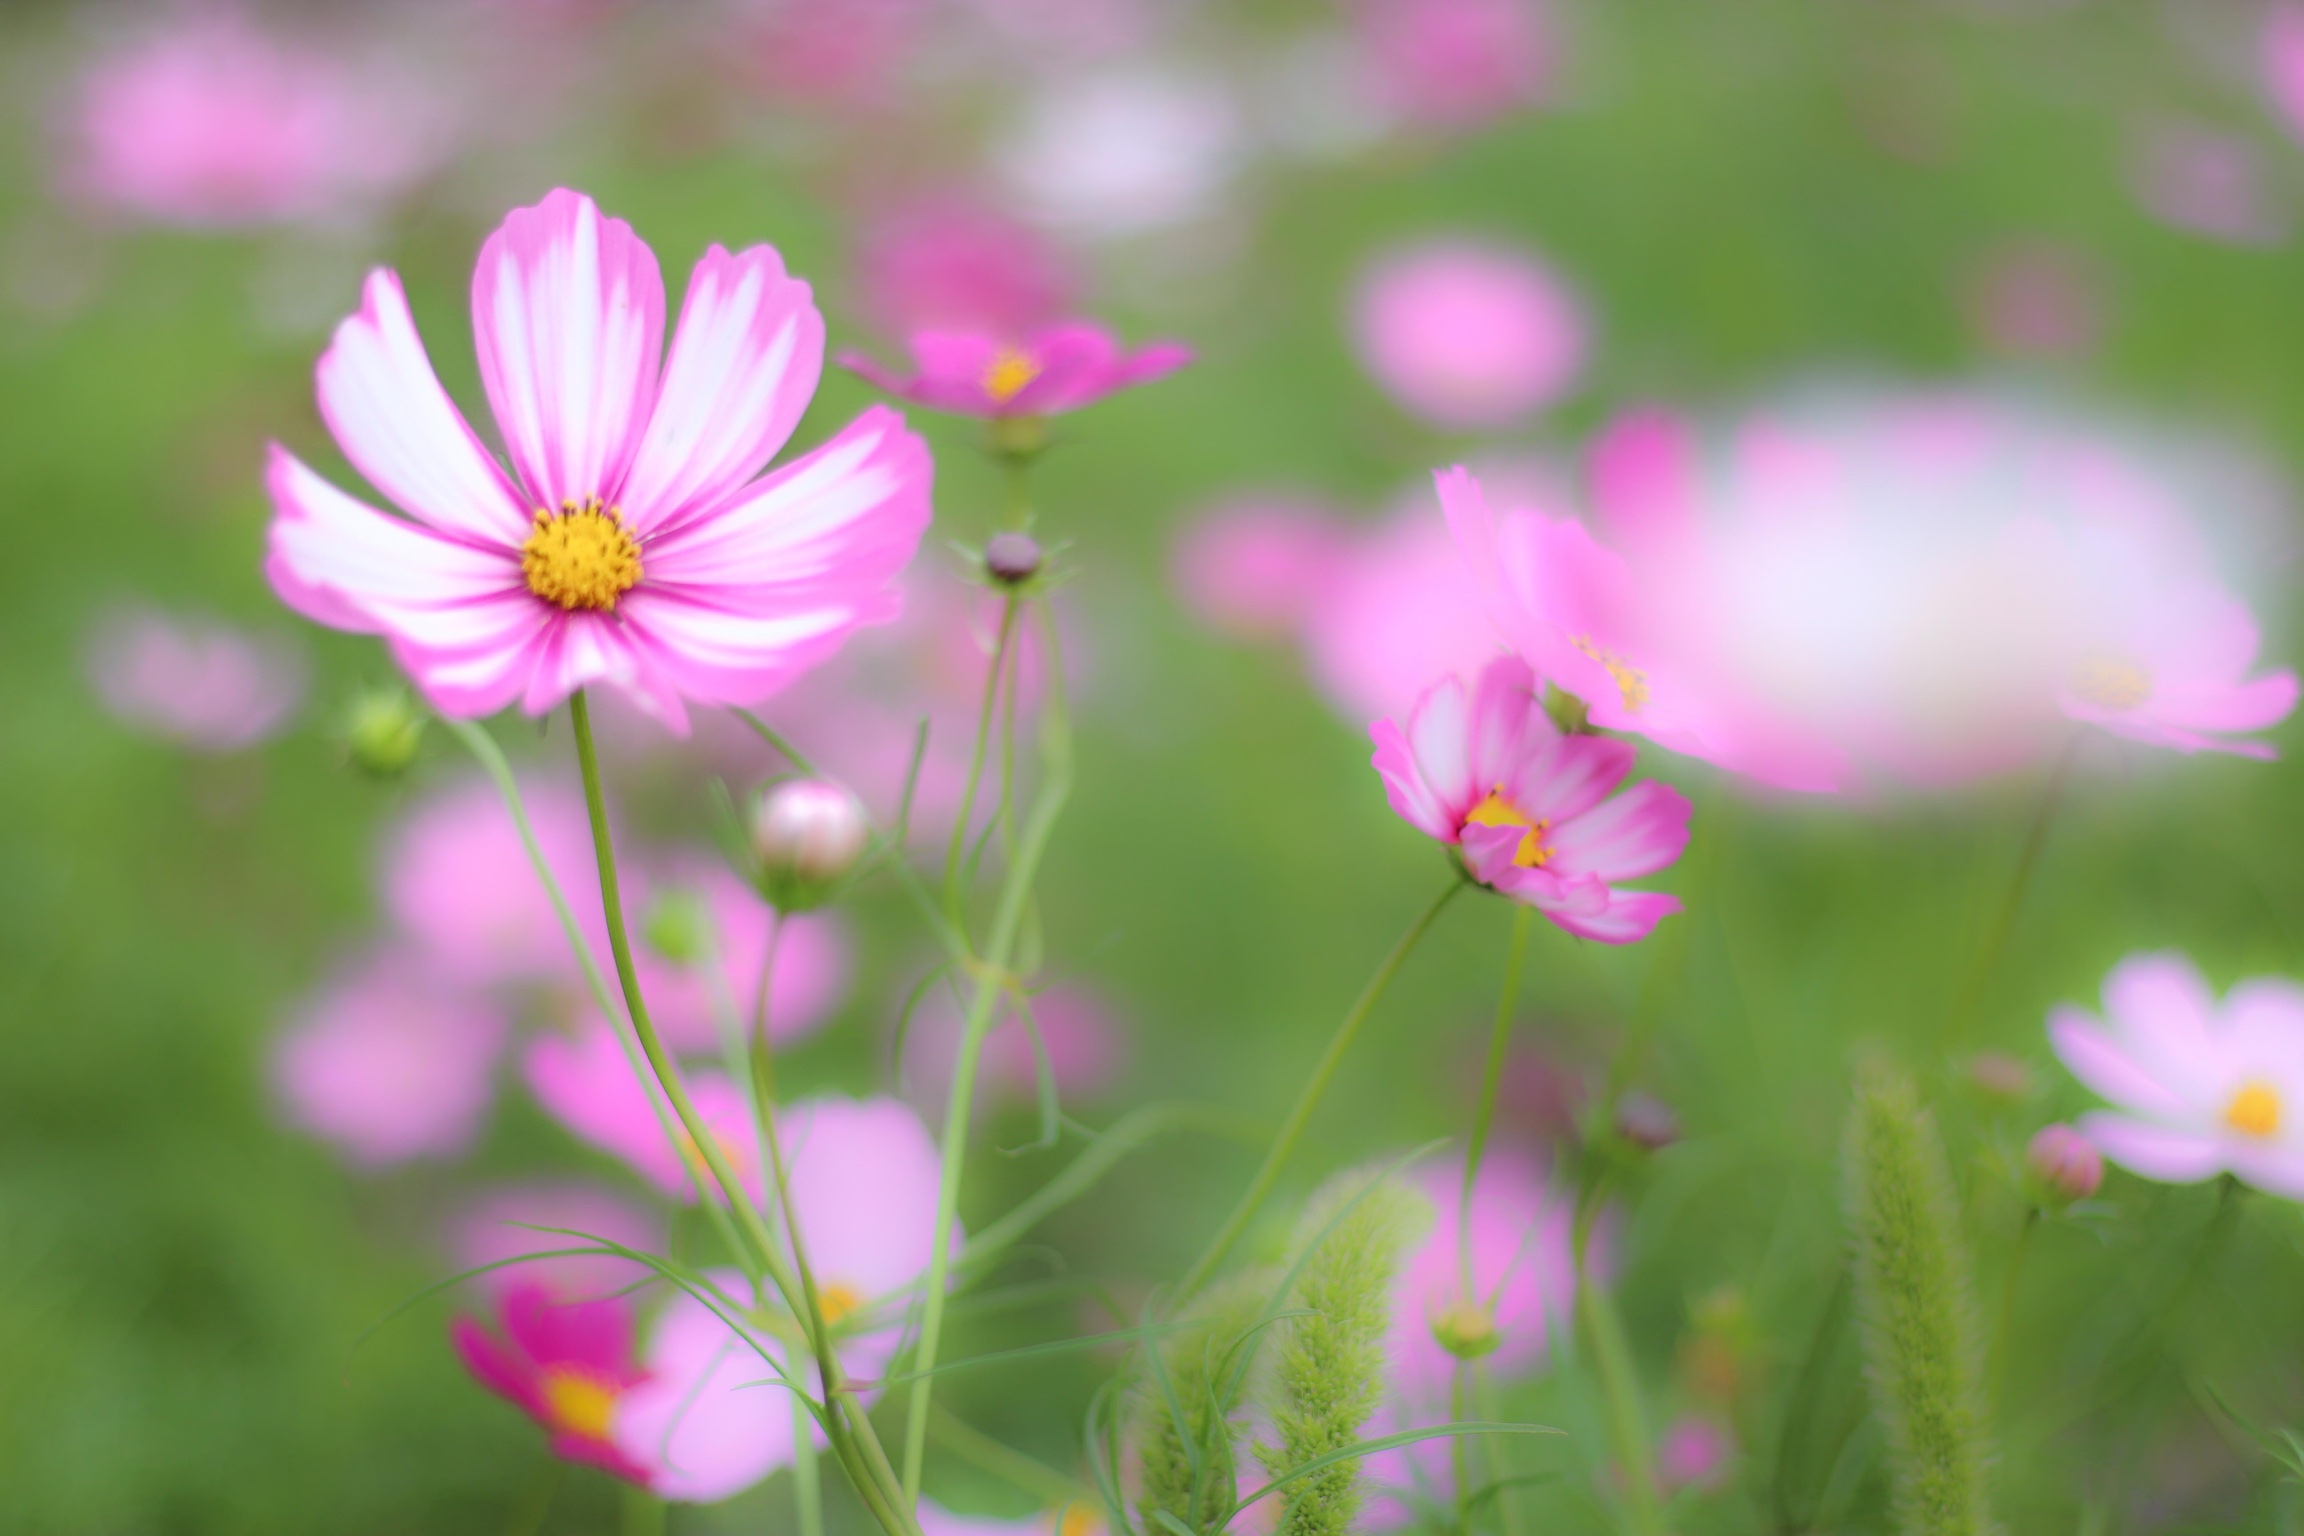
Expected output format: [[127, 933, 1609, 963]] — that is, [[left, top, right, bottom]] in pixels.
[[642, 888, 714, 966], [1430, 1299, 1502, 1359], [342, 686, 424, 778], [1543, 682, 1591, 736], [988, 413, 1049, 460]]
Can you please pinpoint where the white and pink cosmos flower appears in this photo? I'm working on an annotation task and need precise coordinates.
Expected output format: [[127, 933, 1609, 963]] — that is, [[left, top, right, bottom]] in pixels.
[[1372, 655, 1690, 942], [266, 188, 932, 732], [2050, 951, 2304, 1198], [840, 322, 1190, 420]]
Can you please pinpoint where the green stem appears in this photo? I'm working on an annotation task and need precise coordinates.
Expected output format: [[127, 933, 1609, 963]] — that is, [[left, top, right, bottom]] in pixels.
[[1174, 877, 1467, 1300], [943, 596, 1020, 918], [1453, 1363, 1473, 1534], [1462, 905, 1535, 1302], [901, 597, 1076, 1501], [1575, 1188, 1661, 1536], [1946, 734, 2076, 1050], [930, 1403, 1091, 1505], [1473, 1366, 1527, 1536], [1989, 1207, 2039, 1399], [793, 1406, 824, 1536]]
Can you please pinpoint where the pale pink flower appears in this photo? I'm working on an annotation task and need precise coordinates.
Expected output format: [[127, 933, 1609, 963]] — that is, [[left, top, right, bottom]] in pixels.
[[613, 1096, 947, 1500], [384, 776, 600, 988], [1350, 0, 1555, 133], [903, 982, 1127, 1113], [853, 193, 1076, 340], [632, 858, 852, 1052], [451, 1182, 660, 1303], [840, 322, 1190, 420], [995, 67, 1242, 237], [1371, 655, 1691, 942], [2050, 951, 2304, 1198], [1352, 242, 1587, 431], [61, 9, 443, 229], [1172, 497, 1349, 642], [454, 1281, 655, 1485], [730, 0, 927, 112], [265, 188, 933, 732], [524, 1023, 763, 1203], [272, 948, 508, 1166], [1657, 1415, 1733, 1493], [2130, 121, 2287, 246], [85, 603, 304, 750], [2267, 3, 2304, 147], [1964, 241, 2103, 360], [2051, 567, 2297, 759]]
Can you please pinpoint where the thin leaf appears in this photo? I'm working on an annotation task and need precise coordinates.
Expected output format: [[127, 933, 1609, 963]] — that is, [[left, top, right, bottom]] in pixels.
[[1227, 1424, 1561, 1521]]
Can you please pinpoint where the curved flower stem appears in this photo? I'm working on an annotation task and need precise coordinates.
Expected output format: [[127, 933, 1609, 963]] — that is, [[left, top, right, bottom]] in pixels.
[[1947, 734, 2077, 1050], [1462, 905, 1536, 1301], [1574, 1182, 1661, 1536], [792, 1411, 824, 1536], [1989, 1207, 2039, 1399], [901, 595, 1075, 1502], [943, 596, 1021, 920], [1174, 877, 1468, 1302], [1452, 1363, 1473, 1534]]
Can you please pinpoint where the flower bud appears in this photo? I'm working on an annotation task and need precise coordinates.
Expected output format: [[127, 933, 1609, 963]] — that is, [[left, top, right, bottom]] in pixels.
[[750, 779, 867, 909], [2025, 1123, 2103, 1206], [642, 888, 714, 966], [342, 685, 424, 778], [1614, 1091, 1680, 1152], [1430, 1299, 1502, 1360], [1966, 1052, 2032, 1106], [985, 531, 1042, 585]]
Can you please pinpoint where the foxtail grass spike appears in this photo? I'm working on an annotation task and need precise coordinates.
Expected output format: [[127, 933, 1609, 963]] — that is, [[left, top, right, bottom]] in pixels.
[[1133, 1275, 1268, 1536]]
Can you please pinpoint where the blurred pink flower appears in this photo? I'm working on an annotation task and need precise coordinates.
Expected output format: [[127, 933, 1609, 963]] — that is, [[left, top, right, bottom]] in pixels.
[[1658, 1414, 1733, 1493], [1352, 241, 1588, 431], [524, 1022, 763, 1203], [995, 67, 1243, 236], [266, 187, 932, 732], [2049, 951, 2304, 1197], [1351, 0, 1555, 133], [730, 0, 927, 111], [453, 1281, 655, 1485], [840, 322, 1190, 420], [1372, 655, 1691, 942], [633, 858, 852, 1052], [384, 776, 599, 988], [853, 193, 1076, 340], [2051, 560, 2296, 759], [2024, 1123, 2104, 1205], [86, 604, 304, 750], [60, 9, 443, 228], [272, 948, 508, 1166], [1172, 497, 1349, 642], [451, 1182, 660, 1303], [1964, 241, 2103, 360], [614, 1096, 946, 1500], [2130, 122, 2287, 246], [2267, 3, 2304, 146], [903, 981, 1128, 1113]]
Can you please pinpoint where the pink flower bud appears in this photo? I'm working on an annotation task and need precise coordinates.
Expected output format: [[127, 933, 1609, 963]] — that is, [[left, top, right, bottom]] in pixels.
[[2025, 1123, 2103, 1205], [750, 779, 867, 907]]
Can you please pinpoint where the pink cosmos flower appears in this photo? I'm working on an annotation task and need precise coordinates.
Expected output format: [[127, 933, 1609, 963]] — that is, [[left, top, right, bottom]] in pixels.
[[525, 1022, 764, 1203], [1658, 1415, 1733, 1493], [85, 603, 305, 751], [265, 188, 933, 732], [853, 193, 1076, 340], [1351, 242, 1587, 431], [454, 1280, 655, 1485], [1371, 655, 1691, 942], [1350, 0, 1555, 133], [729, 0, 928, 112], [451, 1182, 660, 1303], [633, 858, 852, 1052], [272, 947, 507, 1166], [60, 9, 443, 229], [2051, 568, 2297, 759], [384, 776, 601, 987], [840, 323, 1190, 420], [2268, 3, 2304, 147], [2049, 951, 2304, 1198], [1172, 497, 1350, 642], [613, 1096, 947, 1500]]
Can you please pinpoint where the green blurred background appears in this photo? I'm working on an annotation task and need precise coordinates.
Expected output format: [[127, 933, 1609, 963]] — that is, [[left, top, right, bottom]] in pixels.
[[9, 1, 2304, 1531]]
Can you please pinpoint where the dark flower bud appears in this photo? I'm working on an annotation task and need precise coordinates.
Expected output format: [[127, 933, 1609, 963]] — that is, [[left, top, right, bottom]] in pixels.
[[985, 531, 1043, 585], [1615, 1091, 1680, 1152]]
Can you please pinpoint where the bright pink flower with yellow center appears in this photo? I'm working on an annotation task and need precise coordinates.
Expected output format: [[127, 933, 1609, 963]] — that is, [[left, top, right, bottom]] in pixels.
[[839, 322, 1190, 420], [2050, 951, 2304, 1198], [265, 188, 932, 733], [1371, 655, 1691, 942], [453, 1281, 655, 1485]]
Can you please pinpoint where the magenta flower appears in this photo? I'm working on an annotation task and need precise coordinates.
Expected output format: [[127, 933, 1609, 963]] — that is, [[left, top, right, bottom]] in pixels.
[[1372, 655, 1690, 942], [453, 1281, 655, 1485], [1351, 241, 1587, 431], [265, 188, 932, 732], [2049, 952, 2304, 1198], [451, 1182, 660, 1303], [384, 776, 601, 987], [85, 603, 305, 751], [271, 947, 507, 1166], [839, 323, 1190, 420], [524, 1023, 763, 1203]]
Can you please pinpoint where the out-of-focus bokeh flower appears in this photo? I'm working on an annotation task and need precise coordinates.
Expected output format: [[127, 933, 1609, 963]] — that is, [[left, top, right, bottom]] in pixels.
[[1373, 654, 1691, 942], [85, 603, 305, 751], [272, 948, 508, 1166], [1964, 240, 2104, 360], [903, 981, 1128, 1114], [728, 0, 929, 111], [1657, 1414, 1734, 1493], [385, 776, 599, 988], [451, 1181, 661, 1302], [2266, 3, 2304, 146], [59, 8, 446, 229], [1351, 240, 1588, 431], [841, 322, 1190, 419], [2024, 1122, 2104, 1206], [525, 1022, 762, 1202], [2050, 951, 2304, 1197], [453, 1281, 655, 1485], [1171, 496, 1350, 641], [996, 67, 1242, 236], [266, 188, 932, 731], [1349, 0, 1557, 134], [2129, 121, 2287, 246], [852, 193, 1077, 340]]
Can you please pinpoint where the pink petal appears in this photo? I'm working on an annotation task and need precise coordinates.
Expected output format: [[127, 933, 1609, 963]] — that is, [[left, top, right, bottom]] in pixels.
[[452, 1315, 545, 1417], [1541, 888, 1680, 944], [1509, 733, 1635, 829], [315, 269, 532, 547], [615, 1272, 796, 1502], [473, 188, 665, 510], [1403, 670, 1476, 813], [1370, 718, 1456, 842], [781, 1096, 944, 1299], [2077, 1112, 2224, 1185], [2047, 1012, 2195, 1122], [1544, 781, 1691, 883], [620, 243, 825, 534], [1463, 655, 1540, 796], [2223, 1141, 2304, 1199], [1458, 818, 1531, 886]]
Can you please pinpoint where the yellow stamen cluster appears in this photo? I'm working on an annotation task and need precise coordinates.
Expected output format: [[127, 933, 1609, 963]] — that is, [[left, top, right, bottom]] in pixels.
[[1572, 633, 1650, 712], [1054, 1503, 1100, 1536], [982, 348, 1042, 406], [2071, 654, 2152, 711], [520, 498, 642, 611], [816, 1279, 865, 1328], [1465, 788, 1554, 868], [2225, 1080, 2282, 1140], [540, 1366, 620, 1440]]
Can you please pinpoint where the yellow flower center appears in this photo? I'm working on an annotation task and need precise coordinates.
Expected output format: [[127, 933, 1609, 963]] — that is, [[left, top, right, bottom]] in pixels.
[[1464, 789, 1554, 868], [1572, 634, 1650, 712], [520, 498, 642, 611], [2225, 1080, 2282, 1140], [2071, 654, 2152, 711], [982, 348, 1042, 406], [816, 1279, 865, 1328], [1053, 1503, 1100, 1536], [539, 1366, 620, 1441]]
